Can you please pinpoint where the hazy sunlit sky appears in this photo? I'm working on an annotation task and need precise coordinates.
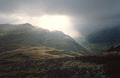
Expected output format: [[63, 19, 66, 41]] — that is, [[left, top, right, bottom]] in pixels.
[[0, 0, 120, 37]]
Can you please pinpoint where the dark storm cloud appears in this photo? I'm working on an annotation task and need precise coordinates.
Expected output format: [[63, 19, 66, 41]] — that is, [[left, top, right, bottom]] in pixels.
[[0, 0, 120, 36]]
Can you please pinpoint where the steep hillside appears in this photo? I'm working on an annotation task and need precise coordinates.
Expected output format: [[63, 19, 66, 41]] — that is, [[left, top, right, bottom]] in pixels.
[[0, 23, 89, 61], [75, 26, 120, 52], [1, 24, 120, 78], [87, 26, 120, 46]]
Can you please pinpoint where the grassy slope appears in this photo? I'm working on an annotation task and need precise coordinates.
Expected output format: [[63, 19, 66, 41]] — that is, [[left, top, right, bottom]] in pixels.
[[0, 57, 105, 78], [1, 24, 120, 78], [0, 24, 89, 56], [0, 51, 120, 78], [0, 46, 81, 62]]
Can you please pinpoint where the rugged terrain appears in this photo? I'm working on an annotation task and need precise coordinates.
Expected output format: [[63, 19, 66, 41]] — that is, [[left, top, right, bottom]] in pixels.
[[0, 23, 89, 61], [0, 24, 120, 78], [0, 46, 120, 78]]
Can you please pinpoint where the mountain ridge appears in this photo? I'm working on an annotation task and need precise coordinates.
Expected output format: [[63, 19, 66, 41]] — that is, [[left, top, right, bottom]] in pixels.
[[0, 23, 90, 61]]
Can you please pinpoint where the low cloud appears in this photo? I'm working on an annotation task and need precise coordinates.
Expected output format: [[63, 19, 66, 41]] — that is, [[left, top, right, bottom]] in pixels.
[[0, 0, 120, 36]]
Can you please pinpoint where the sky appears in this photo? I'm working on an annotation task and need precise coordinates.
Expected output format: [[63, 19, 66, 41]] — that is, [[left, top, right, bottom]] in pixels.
[[0, 0, 120, 37]]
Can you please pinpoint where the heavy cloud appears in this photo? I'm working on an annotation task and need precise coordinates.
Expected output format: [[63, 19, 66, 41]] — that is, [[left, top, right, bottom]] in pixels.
[[0, 0, 120, 36]]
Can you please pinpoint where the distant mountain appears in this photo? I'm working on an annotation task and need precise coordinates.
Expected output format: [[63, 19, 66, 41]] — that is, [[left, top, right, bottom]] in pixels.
[[75, 26, 120, 52], [0, 23, 89, 61]]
